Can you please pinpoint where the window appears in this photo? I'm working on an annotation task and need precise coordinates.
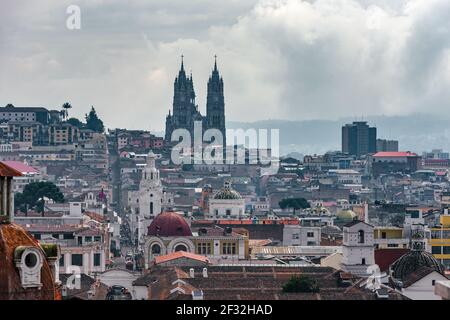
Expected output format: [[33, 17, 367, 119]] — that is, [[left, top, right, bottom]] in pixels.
[[174, 244, 187, 252], [362, 258, 366, 265], [197, 242, 212, 255], [358, 230, 365, 244], [151, 244, 161, 254], [150, 202, 153, 214], [381, 232, 387, 239], [222, 242, 237, 255], [215, 209, 219, 216], [94, 253, 101, 267], [432, 246, 442, 254], [444, 246, 450, 255], [71, 254, 83, 266], [63, 233, 74, 240], [33, 233, 41, 240], [226, 209, 231, 216], [387, 244, 398, 248], [59, 254, 65, 267], [94, 236, 101, 242], [85, 236, 92, 243], [292, 233, 299, 239], [307, 232, 315, 238]]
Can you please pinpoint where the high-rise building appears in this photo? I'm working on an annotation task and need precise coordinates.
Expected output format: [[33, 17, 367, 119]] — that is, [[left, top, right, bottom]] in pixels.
[[342, 121, 377, 157], [165, 56, 226, 146], [376, 139, 399, 152]]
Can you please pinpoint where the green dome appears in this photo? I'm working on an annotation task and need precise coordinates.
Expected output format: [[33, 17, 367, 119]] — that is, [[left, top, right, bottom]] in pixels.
[[336, 210, 357, 221], [213, 182, 242, 200]]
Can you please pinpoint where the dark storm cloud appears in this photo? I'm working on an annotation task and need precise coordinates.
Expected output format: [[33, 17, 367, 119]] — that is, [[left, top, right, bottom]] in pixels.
[[0, 0, 449, 130]]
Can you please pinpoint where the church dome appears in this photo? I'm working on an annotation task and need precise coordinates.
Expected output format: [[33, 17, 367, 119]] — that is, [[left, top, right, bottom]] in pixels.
[[0, 223, 57, 300], [336, 210, 357, 221], [390, 250, 444, 282], [147, 211, 192, 237], [213, 182, 242, 200]]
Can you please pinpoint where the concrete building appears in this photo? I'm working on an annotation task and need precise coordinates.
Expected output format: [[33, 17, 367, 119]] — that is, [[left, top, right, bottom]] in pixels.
[[342, 121, 377, 157], [282, 225, 321, 246]]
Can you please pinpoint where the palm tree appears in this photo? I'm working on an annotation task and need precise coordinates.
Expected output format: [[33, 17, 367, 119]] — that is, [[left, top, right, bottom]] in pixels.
[[61, 102, 72, 120]]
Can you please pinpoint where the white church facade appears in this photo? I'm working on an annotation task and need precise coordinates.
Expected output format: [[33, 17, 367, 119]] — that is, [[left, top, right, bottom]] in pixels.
[[128, 152, 173, 245]]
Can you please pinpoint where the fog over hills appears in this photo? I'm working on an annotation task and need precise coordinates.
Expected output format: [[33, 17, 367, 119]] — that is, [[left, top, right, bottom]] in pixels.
[[228, 114, 450, 156]]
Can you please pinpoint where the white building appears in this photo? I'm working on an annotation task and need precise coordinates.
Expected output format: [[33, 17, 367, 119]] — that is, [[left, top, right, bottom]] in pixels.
[[341, 220, 375, 277], [328, 169, 362, 185], [208, 182, 246, 219], [282, 225, 321, 246], [128, 152, 172, 245]]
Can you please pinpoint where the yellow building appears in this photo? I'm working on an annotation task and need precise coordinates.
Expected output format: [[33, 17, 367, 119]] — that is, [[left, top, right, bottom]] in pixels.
[[373, 226, 409, 249], [430, 215, 450, 269]]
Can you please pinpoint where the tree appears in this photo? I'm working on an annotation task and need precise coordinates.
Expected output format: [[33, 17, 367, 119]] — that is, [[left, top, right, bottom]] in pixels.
[[14, 181, 65, 214], [282, 275, 320, 293], [85, 106, 104, 132], [66, 117, 84, 129], [279, 197, 310, 214], [62, 102, 72, 120]]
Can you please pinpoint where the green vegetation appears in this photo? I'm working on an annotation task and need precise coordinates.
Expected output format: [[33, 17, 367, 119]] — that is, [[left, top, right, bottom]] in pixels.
[[279, 197, 310, 214], [14, 181, 65, 213], [66, 117, 84, 128], [40, 244, 59, 258], [282, 275, 320, 293], [61, 102, 72, 120], [85, 106, 105, 132]]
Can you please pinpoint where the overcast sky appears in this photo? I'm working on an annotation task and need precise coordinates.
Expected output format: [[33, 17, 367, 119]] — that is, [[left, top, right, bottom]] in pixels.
[[1, 0, 450, 131]]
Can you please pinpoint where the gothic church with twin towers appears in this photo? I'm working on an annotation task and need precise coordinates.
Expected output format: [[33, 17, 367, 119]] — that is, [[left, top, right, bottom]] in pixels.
[[164, 56, 226, 146]]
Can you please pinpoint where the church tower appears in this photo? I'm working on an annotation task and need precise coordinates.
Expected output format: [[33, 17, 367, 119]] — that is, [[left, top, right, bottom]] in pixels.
[[165, 56, 200, 142], [138, 151, 163, 244], [206, 56, 226, 146], [341, 220, 375, 277]]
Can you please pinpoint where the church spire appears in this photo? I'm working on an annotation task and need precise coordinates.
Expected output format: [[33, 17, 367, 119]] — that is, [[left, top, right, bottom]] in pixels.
[[180, 54, 184, 72], [214, 54, 218, 72]]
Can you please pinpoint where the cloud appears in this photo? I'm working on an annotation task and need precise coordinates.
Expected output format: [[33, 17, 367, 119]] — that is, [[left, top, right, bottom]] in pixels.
[[0, 0, 449, 131]]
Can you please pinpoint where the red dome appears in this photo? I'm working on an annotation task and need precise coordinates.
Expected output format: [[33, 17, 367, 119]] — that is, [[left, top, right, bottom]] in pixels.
[[0, 223, 56, 300], [148, 212, 192, 237]]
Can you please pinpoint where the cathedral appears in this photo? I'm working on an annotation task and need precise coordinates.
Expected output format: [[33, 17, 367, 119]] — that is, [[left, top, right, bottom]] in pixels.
[[164, 56, 226, 146]]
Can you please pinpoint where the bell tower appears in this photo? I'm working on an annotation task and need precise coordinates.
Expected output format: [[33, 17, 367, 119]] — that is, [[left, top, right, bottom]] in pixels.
[[206, 55, 226, 146]]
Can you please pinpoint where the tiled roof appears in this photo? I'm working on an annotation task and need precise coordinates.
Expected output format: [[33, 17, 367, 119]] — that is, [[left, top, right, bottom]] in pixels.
[[0, 223, 56, 300], [84, 211, 106, 223], [402, 267, 444, 288], [373, 152, 418, 157], [375, 249, 409, 272], [0, 162, 23, 177], [154, 251, 209, 265], [145, 266, 408, 300], [24, 224, 82, 233], [2, 161, 38, 174]]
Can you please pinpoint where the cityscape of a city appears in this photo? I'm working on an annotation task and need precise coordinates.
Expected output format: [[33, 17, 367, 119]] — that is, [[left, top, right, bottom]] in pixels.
[[1, 0, 450, 312]]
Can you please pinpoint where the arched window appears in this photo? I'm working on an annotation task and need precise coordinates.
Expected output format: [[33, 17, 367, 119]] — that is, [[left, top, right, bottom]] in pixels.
[[358, 230, 365, 244], [174, 244, 187, 252], [151, 244, 161, 254], [150, 202, 154, 215]]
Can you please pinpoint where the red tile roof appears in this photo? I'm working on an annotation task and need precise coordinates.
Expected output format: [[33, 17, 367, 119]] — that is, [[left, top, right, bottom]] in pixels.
[[0, 162, 23, 177], [373, 152, 418, 157], [0, 223, 56, 300], [375, 248, 409, 272], [2, 161, 38, 174], [154, 251, 209, 265]]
